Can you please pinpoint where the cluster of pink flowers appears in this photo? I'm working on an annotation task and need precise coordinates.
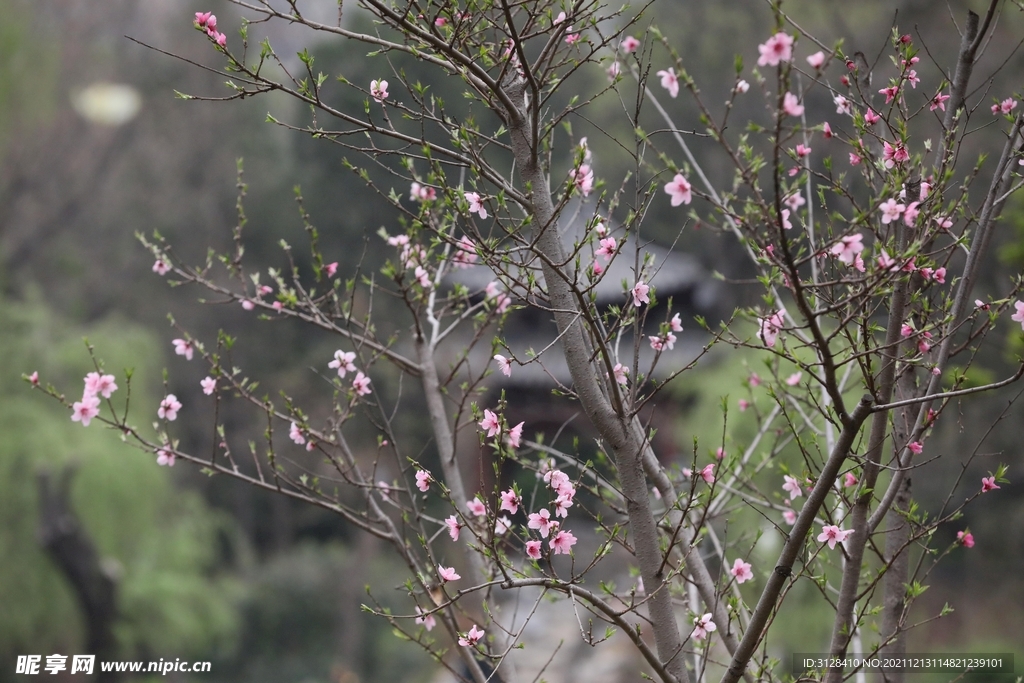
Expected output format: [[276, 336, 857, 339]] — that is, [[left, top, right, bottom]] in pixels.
[[478, 408, 525, 448], [451, 235, 479, 268], [194, 12, 226, 47], [327, 349, 372, 397], [485, 281, 512, 313], [522, 468, 579, 558], [569, 164, 594, 197], [71, 372, 119, 427], [991, 97, 1018, 115]]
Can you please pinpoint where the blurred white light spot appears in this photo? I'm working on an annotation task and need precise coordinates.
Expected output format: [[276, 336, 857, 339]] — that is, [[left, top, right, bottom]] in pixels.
[[71, 82, 142, 126]]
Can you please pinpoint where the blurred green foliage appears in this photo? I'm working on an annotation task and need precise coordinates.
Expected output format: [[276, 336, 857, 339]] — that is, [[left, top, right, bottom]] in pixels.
[[0, 291, 242, 672]]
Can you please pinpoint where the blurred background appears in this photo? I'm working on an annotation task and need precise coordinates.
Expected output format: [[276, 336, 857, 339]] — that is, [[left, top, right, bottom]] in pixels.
[[1, 0, 1021, 681]]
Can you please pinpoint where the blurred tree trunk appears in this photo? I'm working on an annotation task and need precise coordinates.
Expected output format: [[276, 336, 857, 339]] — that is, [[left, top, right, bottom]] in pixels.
[[36, 465, 120, 683]]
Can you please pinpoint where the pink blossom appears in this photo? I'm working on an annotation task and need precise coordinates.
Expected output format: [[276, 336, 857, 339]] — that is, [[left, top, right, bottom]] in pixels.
[[324, 261, 338, 277], [329, 350, 357, 378], [957, 530, 975, 548], [918, 332, 932, 353], [664, 173, 692, 206], [564, 31, 580, 45], [649, 335, 665, 352], [877, 249, 898, 271], [930, 92, 950, 111], [415, 607, 436, 631], [551, 529, 577, 555], [195, 12, 213, 27], [758, 310, 785, 348], [620, 36, 640, 53], [415, 470, 431, 493], [494, 354, 512, 377], [715, 447, 726, 460], [864, 109, 880, 126], [500, 489, 521, 515], [932, 267, 947, 284], [781, 209, 793, 230], [545, 470, 571, 492], [464, 192, 488, 219], [289, 422, 306, 446], [596, 237, 617, 261], [553, 11, 566, 24], [783, 474, 803, 499], [445, 515, 461, 541], [153, 259, 171, 275], [158, 394, 182, 421], [730, 559, 753, 584], [908, 441, 923, 455], [879, 84, 900, 104], [1011, 301, 1024, 330], [935, 215, 954, 229], [172, 338, 194, 361], [29, 371, 39, 385], [631, 280, 650, 307], [434, 16, 447, 26], [525, 539, 543, 559], [156, 449, 175, 467], [903, 201, 920, 227], [699, 463, 715, 484], [657, 68, 679, 98], [880, 198, 905, 224], [883, 141, 909, 169], [834, 95, 852, 116], [748, 372, 762, 387], [84, 372, 118, 399], [607, 62, 621, 80], [414, 266, 431, 288], [352, 371, 372, 396], [783, 509, 797, 525], [736, 80, 750, 93], [806, 51, 825, 69], [844, 472, 858, 487], [467, 497, 487, 517], [691, 613, 717, 641], [479, 409, 501, 438], [453, 236, 478, 268], [211, 31, 227, 48], [670, 313, 684, 332], [569, 164, 594, 197], [849, 152, 862, 166], [459, 624, 484, 647], [901, 323, 914, 338], [785, 372, 802, 386], [438, 565, 461, 582], [409, 182, 436, 202], [757, 32, 794, 67], [71, 395, 101, 427], [528, 508, 557, 538], [738, 399, 750, 412], [370, 79, 389, 102], [782, 92, 804, 117], [495, 515, 511, 535], [981, 476, 1000, 493], [241, 299, 255, 310], [817, 524, 853, 549], [976, 299, 991, 311], [994, 97, 1018, 115], [830, 233, 864, 265], [612, 363, 629, 385], [795, 143, 811, 157], [822, 122, 833, 139], [905, 69, 920, 88], [507, 422, 524, 449]]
